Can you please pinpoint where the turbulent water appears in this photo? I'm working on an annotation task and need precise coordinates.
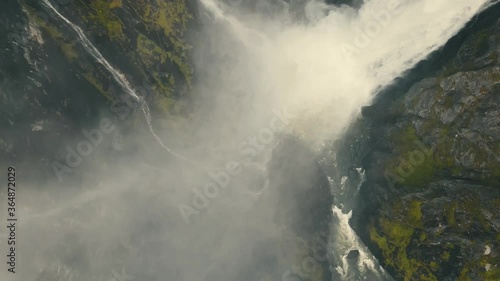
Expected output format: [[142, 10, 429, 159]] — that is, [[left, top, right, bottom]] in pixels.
[[198, 0, 492, 144], [1, 0, 494, 281], [196, 0, 492, 279]]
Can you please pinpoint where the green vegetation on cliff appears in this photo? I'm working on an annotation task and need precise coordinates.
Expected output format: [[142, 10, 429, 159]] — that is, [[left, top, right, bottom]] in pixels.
[[84, 0, 125, 40], [369, 199, 438, 281], [24, 0, 196, 116]]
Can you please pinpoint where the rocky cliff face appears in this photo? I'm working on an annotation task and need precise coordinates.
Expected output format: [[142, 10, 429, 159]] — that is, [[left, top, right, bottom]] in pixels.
[[0, 0, 198, 182], [0, 2, 334, 281], [353, 5, 500, 281], [2, 1, 499, 280]]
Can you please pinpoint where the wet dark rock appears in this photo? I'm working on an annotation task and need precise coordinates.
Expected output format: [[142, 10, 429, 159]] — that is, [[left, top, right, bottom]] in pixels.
[[349, 4, 500, 281], [268, 136, 333, 240], [347, 249, 360, 260], [0, 0, 200, 183]]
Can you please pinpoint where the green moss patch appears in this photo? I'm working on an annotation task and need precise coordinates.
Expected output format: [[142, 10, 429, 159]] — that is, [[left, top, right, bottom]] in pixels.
[[86, 0, 125, 40], [369, 199, 437, 281]]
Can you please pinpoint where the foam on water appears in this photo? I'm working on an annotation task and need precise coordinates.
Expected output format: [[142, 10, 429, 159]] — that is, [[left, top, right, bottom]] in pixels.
[[199, 0, 492, 145], [33, 0, 494, 280], [196, 0, 493, 279]]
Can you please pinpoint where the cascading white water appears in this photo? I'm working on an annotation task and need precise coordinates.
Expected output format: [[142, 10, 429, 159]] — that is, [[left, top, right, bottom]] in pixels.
[[199, 0, 492, 145], [197, 0, 493, 279], [329, 169, 394, 280], [33, 0, 494, 280], [41, 0, 194, 165]]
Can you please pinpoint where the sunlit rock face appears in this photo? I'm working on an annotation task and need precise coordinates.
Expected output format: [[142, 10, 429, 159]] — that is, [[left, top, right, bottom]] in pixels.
[[1, 1, 498, 281], [352, 5, 500, 281], [0, 0, 198, 181], [1, 2, 334, 281]]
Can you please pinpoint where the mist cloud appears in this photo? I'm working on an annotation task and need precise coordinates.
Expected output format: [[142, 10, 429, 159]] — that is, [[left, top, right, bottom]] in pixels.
[[1, 0, 493, 281]]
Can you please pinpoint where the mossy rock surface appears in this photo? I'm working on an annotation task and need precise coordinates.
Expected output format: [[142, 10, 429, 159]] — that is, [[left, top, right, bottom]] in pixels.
[[23, 0, 196, 117], [353, 8, 500, 281], [367, 181, 500, 281]]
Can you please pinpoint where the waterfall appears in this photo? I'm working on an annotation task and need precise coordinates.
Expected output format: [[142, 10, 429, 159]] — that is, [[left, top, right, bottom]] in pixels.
[[41, 0, 195, 165], [32, 0, 496, 280], [197, 0, 493, 279]]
